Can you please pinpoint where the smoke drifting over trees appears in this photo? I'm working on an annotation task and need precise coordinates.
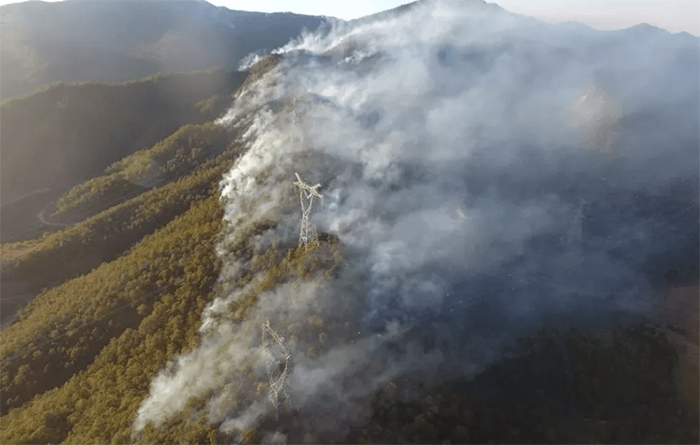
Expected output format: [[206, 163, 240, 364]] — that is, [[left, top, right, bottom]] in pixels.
[[134, 0, 698, 440]]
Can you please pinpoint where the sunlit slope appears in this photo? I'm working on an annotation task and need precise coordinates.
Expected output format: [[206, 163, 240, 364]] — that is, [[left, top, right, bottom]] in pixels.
[[0, 144, 343, 444], [53, 124, 234, 220], [0, 69, 247, 242], [1, 193, 228, 443], [1, 146, 239, 303], [0, 133, 228, 330], [0, 59, 281, 421], [0, 59, 280, 298]]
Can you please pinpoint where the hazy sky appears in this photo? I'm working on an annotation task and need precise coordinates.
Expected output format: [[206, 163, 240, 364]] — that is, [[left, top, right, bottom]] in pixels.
[[0, 0, 698, 35], [214, 0, 699, 34]]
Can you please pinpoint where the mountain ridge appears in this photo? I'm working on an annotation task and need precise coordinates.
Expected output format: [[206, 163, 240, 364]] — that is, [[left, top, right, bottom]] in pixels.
[[0, 1, 697, 443], [0, 0, 329, 100]]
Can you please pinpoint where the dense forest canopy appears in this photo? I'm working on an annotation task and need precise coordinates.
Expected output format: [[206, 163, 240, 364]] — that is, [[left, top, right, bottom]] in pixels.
[[0, 1, 697, 444]]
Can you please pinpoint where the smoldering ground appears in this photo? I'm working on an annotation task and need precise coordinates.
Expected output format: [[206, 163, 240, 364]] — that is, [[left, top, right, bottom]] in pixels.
[[134, 0, 699, 439]]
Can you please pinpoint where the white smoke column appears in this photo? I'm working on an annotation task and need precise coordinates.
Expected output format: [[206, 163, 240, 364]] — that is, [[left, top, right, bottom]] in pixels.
[[134, 0, 699, 437]]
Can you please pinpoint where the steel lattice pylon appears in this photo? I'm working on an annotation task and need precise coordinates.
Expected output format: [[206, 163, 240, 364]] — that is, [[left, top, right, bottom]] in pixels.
[[293, 172, 323, 250], [262, 320, 293, 419]]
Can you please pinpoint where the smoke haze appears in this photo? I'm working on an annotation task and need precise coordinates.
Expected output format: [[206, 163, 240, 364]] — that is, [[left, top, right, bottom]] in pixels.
[[134, 0, 699, 439]]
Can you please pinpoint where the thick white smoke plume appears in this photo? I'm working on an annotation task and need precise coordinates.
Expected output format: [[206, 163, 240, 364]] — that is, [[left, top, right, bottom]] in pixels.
[[135, 0, 699, 439]]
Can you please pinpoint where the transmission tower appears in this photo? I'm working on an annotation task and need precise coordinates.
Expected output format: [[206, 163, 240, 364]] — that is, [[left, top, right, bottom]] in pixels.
[[262, 320, 293, 419], [293, 172, 323, 250]]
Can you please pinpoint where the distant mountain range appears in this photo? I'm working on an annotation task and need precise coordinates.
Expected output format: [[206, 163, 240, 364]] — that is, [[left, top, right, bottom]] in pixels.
[[0, 0, 327, 100]]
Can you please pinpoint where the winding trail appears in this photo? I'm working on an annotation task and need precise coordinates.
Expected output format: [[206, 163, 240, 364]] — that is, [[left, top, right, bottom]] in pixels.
[[36, 208, 70, 227]]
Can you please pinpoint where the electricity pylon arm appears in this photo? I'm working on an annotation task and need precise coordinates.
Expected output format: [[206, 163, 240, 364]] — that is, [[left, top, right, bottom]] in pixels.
[[294, 173, 323, 249]]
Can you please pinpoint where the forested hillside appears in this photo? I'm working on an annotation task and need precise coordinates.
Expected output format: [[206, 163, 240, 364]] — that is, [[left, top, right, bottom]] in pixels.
[[1, 54, 697, 445], [0, 1, 698, 444], [0, 69, 247, 242]]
